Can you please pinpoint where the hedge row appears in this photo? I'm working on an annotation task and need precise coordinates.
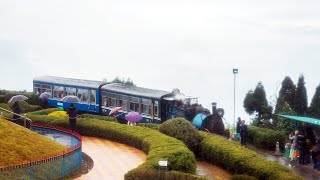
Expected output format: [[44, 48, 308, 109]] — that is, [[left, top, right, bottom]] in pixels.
[[26, 109, 203, 180], [247, 126, 286, 150], [199, 132, 302, 180]]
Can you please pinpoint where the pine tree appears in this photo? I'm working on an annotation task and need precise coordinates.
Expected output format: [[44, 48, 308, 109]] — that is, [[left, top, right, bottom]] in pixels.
[[294, 75, 308, 116], [275, 102, 296, 134], [275, 76, 296, 114], [309, 84, 320, 118]]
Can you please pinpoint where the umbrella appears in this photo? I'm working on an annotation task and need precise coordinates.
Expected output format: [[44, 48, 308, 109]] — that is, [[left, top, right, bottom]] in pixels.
[[109, 107, 122, 115], [39, 92, 52, 100], [8, 95, 28, 103], [61, 95, 80, 103], [125, 112, 142, 123]]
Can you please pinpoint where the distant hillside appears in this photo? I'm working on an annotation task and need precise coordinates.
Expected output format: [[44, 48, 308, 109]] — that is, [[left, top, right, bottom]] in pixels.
[[0, 117, 67, 166]]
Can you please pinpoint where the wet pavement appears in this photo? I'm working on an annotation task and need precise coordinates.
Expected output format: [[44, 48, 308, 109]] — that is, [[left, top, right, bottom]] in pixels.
[[246, 144, 320, 180]]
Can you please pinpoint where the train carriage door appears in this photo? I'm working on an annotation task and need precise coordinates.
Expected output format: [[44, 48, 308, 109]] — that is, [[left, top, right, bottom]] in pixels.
[[89, 89, 96, 112]]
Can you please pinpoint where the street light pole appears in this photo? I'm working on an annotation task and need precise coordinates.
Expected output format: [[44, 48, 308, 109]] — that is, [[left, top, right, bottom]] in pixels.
[[233, 68, 238, 133]]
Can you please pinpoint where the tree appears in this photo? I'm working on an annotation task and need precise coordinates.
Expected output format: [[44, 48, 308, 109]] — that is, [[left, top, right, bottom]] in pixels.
[[274, 102, 296, 134], [309, 84, 320, 118], [243, 82, 272, 126], [275, 76, 296, 114], [293, 75, 308, 116], [111, 77, 135, 86]]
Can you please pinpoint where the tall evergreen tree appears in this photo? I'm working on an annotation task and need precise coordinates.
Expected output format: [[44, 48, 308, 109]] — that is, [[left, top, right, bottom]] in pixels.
[[275, 76, 296, 114], [294, 75, 308, 116], [309, 84, 320, 118], [275, 102, 296, 134], [244, 82, 272, 126]]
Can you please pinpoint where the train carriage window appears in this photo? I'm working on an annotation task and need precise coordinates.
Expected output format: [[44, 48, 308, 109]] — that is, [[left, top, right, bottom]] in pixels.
[[53, 86, 65, 99], [41, 85, 52, 93], [77, 88, 89, 103], [90, 90, 96, 104], [33, 84, 40, 94], [141, 99, 152, 115], [154, 105, 158, 117], [66, 87, 76, 96], [122, 100, 128, 110]]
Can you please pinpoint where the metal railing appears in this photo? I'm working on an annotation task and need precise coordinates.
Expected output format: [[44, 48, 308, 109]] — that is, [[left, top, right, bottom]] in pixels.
[[0, 107, 32, 128]]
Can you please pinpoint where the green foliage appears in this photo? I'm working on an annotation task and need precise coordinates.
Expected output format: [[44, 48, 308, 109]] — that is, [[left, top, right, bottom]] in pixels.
[[138, 123, 161, 130], [159, 118, 203, 156], [274, 102, 296, 134], [125, 169, 206, 180], [293, 75, 308, 116], [26, 110, 197, 176], [247, 126, 286, 150], [199, 132, 302, 180], [77, 114, 117, 122], [309, 84, 320, 118], [243, 82, 272, 127], [26, 94, 42, 105], [112, 77, 135, 86], [230, 174, 258, 180], [275, 76, 296, 114], [8, 101, 42, 113]]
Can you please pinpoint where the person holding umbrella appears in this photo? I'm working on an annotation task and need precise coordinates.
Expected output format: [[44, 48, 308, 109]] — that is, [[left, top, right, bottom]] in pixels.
[[67, 103, 78, 132]]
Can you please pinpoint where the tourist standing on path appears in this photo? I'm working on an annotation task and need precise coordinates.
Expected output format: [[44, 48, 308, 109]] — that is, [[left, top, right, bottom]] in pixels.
[[240, 120, 248, 146], [67, 103, 78, 132], [297, 132, 307, 165], [236, 117, 241, 140], [311, 139, 320, 171], [12, 101, 22, 120], [289, 131, 299, 162]]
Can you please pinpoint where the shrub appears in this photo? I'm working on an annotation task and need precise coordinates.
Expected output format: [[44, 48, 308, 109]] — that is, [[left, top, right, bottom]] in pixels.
[[159, 118, 203, 156], [199, 132, 302, 180], [26, 94, 42, 105], [77, 114, 116, 122], [231, 174, 258, 180], [138, 123, 161, 131], [247, 126, 286, 150], [48, 111, 68, 119], [8, 101, 42, 113], [26, 110, 198, 179]]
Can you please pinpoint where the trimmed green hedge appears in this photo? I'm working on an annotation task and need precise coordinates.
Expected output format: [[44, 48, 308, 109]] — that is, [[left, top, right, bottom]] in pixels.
[[159, 118, 203, 156], [200, 132, 302, 180], [27, 109, 202, 179], [247, 126, 286, 150]]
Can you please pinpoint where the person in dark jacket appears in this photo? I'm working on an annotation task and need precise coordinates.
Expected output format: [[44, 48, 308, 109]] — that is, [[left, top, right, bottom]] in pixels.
[[240, 120, 248, 146], [67, 103, 78, 132], [311, 139, 320, 170], [236, 117, 241, 140], [297, 132, 307, 165], [12, 101, 22, 120]]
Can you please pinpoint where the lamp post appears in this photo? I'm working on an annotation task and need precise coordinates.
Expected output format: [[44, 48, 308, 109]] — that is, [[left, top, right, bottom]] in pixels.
[[233, 68, 238, 133]]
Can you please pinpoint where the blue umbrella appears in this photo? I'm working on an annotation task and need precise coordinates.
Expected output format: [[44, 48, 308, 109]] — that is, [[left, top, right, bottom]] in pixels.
[[8, 95, 28, 103], [61, 95, 80, 103], [192, 113, 208, 129], [39, 92, 52, 100]]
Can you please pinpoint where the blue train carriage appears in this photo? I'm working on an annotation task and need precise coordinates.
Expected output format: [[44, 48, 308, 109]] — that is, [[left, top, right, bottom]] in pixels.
[[33, 76, 104, 113], [100, 83, 170, 123], [100, 84, 197, 123]]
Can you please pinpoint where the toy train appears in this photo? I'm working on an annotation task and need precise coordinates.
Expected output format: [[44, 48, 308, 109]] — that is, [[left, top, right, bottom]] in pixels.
[[33, 76, 199, 123]]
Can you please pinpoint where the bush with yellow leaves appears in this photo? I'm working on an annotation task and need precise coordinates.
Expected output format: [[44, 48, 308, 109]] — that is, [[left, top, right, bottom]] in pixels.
[[48, 110, 68, 119]]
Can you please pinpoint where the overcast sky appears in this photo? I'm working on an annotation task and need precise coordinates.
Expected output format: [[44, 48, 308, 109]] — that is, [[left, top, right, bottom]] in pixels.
[[1, 0, 320, 127]]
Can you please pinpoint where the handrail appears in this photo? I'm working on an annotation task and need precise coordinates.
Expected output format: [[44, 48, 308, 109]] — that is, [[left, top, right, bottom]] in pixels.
[[0, 107, 32, 127]]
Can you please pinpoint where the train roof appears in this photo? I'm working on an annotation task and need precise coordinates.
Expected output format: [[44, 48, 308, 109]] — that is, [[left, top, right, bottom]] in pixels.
[[33, 76, 104, 89], [101, 83, 170, 99]]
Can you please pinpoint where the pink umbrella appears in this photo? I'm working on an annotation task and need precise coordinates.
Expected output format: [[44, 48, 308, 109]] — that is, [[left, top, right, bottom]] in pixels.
[[125, 112, 142, 123], [109, 107, 122, 115]]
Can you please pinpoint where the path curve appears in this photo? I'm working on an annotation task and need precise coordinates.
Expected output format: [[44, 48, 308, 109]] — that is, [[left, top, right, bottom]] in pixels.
[[76, 136, 147, 180]]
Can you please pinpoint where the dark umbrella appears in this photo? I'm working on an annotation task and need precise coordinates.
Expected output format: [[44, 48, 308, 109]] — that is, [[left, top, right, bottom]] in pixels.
[[39, 92, 52, 100], [61, 95, 80, 103], [125, 112, 142, 123], [8, 95, 28, 103]]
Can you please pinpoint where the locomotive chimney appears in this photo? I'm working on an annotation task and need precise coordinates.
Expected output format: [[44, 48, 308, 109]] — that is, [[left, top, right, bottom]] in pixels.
[[211, 102, 217, 114]]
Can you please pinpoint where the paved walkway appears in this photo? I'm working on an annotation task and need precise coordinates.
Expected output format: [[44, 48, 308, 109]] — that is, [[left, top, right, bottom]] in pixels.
[[246, 144, 320, 180], [76, 137, 147, 180], [75, 136, 230, 180]]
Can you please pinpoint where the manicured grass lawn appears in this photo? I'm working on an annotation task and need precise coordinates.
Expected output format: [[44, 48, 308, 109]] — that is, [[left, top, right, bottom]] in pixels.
[[0, 117, 67, 167]]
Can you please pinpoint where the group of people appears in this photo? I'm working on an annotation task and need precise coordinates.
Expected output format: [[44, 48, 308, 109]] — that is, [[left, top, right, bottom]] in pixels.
[[236, 117, 248, 146], [285, 130, 320, 171]]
